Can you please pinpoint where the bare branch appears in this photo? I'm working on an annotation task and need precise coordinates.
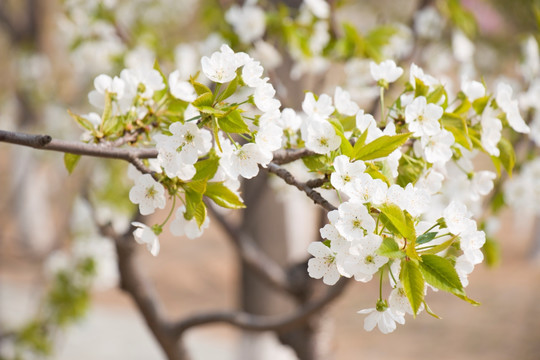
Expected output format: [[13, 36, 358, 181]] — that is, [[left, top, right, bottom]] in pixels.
[[266, 163, 337, 212], [205, 200, 297, 295], [172, 278, 350, 336], [0, 130, 156, 174], [272, 148, 315, 165]]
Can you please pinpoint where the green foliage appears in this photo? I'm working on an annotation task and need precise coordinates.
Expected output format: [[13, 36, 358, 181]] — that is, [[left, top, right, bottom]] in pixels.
[[63, 153, 81, 174], [376, 237, 404, 259], [217, 110, 250, 133], [419, 254, 464, 295], [353, 133, 411, 161], [205, 182, 245, 209], [400, 260, 425, 317]]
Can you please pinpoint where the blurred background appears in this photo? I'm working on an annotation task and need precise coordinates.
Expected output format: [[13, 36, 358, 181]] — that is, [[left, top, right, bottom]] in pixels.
[[1, 0, 540, 359]]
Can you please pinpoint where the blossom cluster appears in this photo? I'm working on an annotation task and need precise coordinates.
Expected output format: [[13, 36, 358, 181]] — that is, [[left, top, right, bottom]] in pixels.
[[76, 39, 523, 334]]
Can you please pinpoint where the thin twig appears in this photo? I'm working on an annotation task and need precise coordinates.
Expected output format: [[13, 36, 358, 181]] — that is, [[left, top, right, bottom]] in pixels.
[[272, 148, 315, 165], [172, 278, 350, 336], [266, 162, 337, 212]]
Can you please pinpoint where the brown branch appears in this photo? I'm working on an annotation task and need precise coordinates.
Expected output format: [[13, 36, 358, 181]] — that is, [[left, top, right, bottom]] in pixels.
[[0, 130, 156, 174], [205, 200, 298, 295], [172, 278, 349, 336], [266, 162, 337, 212], [96, 220, 189, 360], [272, 148, 315, 165]]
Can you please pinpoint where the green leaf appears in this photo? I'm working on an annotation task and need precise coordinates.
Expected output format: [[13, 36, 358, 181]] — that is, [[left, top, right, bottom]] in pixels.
[[472, 96, 489, 114], [426, 85, 446, 105], [68, 110, 94, 132], [423, 301, 441, 319], [419, 238, 455, 255], [419, 254, 464, 295], [184, 187, 203, 221], [193, 92, 214, 108], [497, 138, 515, 176], [482, 237, 501, 267], [205, 182, 246, 209], [441, 112, 471, 150], [193, 156, 220, 181], [217, 76, 238, 102], [217, 110, 250, 133], [414, 78, 429, 97], [193, 201, 207, 227], [191, 79, 212, 96], [396, 155, 425, 187], [198, 106, 227, 117], [400, 260, 425, 317], [353, 133, 411, 161], [365, 164, 391, 186], [378, 203, 416, 241], [376, 237, 404, 259], [64, 153, 81, 174], [100, 91, 116, 135], [455, 293, 481, 306], [330, 122, 353, 157], [302, 154, 329, 172], [416, 232, 437, 245], [353, 129, 369, 153]]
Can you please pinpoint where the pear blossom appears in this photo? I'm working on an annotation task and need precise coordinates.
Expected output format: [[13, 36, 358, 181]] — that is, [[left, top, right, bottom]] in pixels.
[[480, 106, 502, 156], [304, 119, 341, 154], [334, 86, 360, 116], [256, 123, 283, 157], [304, 0, 330, 19], [222, 143, 272, 179], [335, 201, 376, 240], [225, 4, 266, 44], [455, 255, 474, 287], [409, 63, 439, 89], [414, 6, 444, 39], [170, 206, 210, 239], [277, 108, 302, 133], [347, 174, 388, 205], [443, 201, 476, 235], [469, 171, 496, 201], [309, 21, 330, 54], [120, 67, 165, 99], [132, 222, 160, 256], [343, 234, 387, 280], [129, 174, 166, 215], [460, 230, 486, 265], [370, 60, 403, 85], [356, 110, 383, 143], [88, 74, 128, 110], [169, 70, 196, 102], [358, 306, 405, 334], [254, 82, 281, 112], [302, 92, 335, 119], [307, 242, 341, 285], [330, 155, 366, 192], [496, 83, 530, 134], [201, 45, 241, 83], [242, 59, 265, 87], [421, 129, 455, 164], [405, 96, 443, 137], [462, 80, 485, 102]]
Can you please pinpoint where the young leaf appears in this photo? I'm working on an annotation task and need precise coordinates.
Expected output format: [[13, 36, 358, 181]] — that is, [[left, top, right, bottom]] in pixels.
[[482, 237, 501, 267], [217, 77, 238, 102], [455, 293, 481, 306], [376, 237, 404, 259], [64, 153, 81, 174], [423, 301, 442, 319], [193, 92, 214, 108], [193, 156, 220, 181], [416, 232, 437, 245], [217, 110, 249, 133], [205, 182, 246, 209], [100, 91, 116, 135], [184, 187, 204, 221], [331, 122, 353, 157], [68, 110, 94, 132], [378, 203, 416, 241], [497, 138, 515, 176], [191, 80, 212, 96], [441, 112, 471, 150], [419, 238, 455, 255], [419, 254, 464, 295], [353, 133, 411, 161], [400, 260, 425, 317]]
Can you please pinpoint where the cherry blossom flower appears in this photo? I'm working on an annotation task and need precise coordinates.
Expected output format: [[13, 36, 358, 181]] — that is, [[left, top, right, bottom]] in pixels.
[[302, 92, 335, 119], [222, 143, 272, 179], [405, 96, 443, 137], [132, 222, 160, 256], [307, 242, 341, 285], [330, 155, 366, 192], [242, 59, 265, 88], [201, 45, 241, 83], [225, 4, 266, 44], [443, 201, 476, 235], [346, 174, 388, 205], [370, 60, 403, 85], [256, 123, 283, 157], [414, 6, 444, 40], [335, 201, 376, 240], [358, 305, 405, 334], [462, 79, 485, 102], [168, 122, 212, 164], [496, 82, 530, 134], [334, 86, 359, 116], [481, 106, 502, 156], [169, 70, 196, 102], [343, 234, 387, 281], [304, 119, 341, 154], [254, 81, 281, 112], [120, 67, 165, 99], [129, 174, 166, 215], [389, 285, 423, 315], [421, 129, 455, 164], [170, 206, 210, 239]]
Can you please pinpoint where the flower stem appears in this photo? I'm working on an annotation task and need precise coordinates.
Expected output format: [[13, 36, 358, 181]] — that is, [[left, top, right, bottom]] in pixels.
[[159, 196, 177, 227], [380, 86, 386, 124], [379, 267, 384, 301]]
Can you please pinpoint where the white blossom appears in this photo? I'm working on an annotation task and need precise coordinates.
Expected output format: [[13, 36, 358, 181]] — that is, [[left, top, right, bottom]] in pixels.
[[421, 129, 455, 164], [330, 155, 366, 192], [305, 119, 341, 154], [496, 82, 530, 134], [302, 92, 335, 119], [201, 45, 241, 83], [242, 59, 265, 88], [405, 96, 443, 137], [225, 4, 266, 44], [132, 222, 160, 256], [335, 201, 376, 240], [307, 242, 341, 285], [443, 201, 476, 235], [129, 174, 166, 215], [169, 70, 196, 102], [222, 143, 272, 179], [480, 106, 502, 156], [254, 81, 281, 112], [357, 306, 405, 334], [170, 206, 210, 239], [334, 86, 359, 116], [370, 60, 403, 84], [304, 0, 330, 19]]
